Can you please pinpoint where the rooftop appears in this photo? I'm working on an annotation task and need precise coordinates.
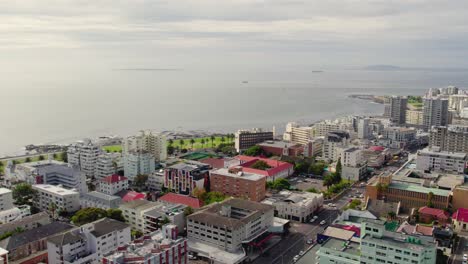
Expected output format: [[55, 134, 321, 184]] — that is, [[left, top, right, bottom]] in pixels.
[[323, 226, 356, 241], [453, 208, 468, 222], [234, 155, 293, 177], [83, 191, 122, 202], [101, 174, 128, 184], [418, 206, 449, 219], [258, 140, 301, 149], [389, 182, 450, 196], [159, 193, 203, 208], [418, 148, 467, 159], [188, 198, 274, 229], [211, 168, 265, 181], [90, 218, 130, 237], [116, 190, 146, 202], [321, 238, 360, 256], [263, 190, 322, 207], [32, 184, 79, 195], [0, 212, 50, 235], [0, 187, 12, 195], [119, 199, 157, 211]]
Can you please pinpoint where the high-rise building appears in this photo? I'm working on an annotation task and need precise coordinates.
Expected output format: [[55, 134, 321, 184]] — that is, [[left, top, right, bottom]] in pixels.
[[283, 122, 314, 145], [123, 130, 167, 162], [322, 131, 350, 161], [94, 152, 119, 180], [235, 128, 274, 153], [358, 118, 371, 139], [429, 125, 468, 153], [210, 167, 266, 202], [422, 97, 449, 131], [406, 110, 423, 126], [384, 96, 407, 125], [123, 151, 155, 181], [67, 139, 102, 179]]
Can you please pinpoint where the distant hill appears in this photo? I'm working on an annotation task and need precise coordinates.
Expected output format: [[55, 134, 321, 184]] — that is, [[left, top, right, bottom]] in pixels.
[[364, 65, 403, 71]]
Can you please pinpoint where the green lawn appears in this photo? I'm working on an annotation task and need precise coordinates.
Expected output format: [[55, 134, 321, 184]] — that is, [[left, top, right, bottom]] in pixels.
[[102, 145, 122, 153], [409, 102, 423, 108], [170, 136, 233, 149]]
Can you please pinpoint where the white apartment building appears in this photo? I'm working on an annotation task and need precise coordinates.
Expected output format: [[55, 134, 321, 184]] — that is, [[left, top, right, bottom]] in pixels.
[[430, 125, 468, 154], [123, 130, 167, 162], [358, 118, 372, 139], [143, 203, 186, 234], [0, 205, 31, 224], [406, 110, 423, 126], [81, 191, 122, 210], [262, 190, 323, 223], [416, 148, 467, 174], [0, 188, 14, 211], [322, 131, 350, 161], [123, 151, 155, 181], [14, 160, 88, 193], [147, 170, 164, 191], [283, 122, 314, 145], [47, 218, 131, 264], [339, 147, 367, 181], [95, 152, 120, 180], [32, 184, 81, 213], [304, 137, 324, 157], [103, 224, 187, 264], [119, 200, 160, 232], [380, 127, 417, 149], [187, 198, 274, 254], [98, 174, 129, 195], [68, 138, 102, 178]]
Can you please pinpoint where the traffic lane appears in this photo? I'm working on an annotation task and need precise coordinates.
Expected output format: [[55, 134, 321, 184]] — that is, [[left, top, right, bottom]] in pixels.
[[453, 236, 466, 264], [253, 233, 305, 264]]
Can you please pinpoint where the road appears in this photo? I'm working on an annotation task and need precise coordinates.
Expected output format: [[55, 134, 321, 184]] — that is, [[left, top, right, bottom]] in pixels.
[[452, 235, 466, 264]]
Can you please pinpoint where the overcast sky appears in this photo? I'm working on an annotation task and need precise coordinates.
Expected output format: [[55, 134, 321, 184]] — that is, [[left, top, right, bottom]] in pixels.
[[2, 0, 468, 71]]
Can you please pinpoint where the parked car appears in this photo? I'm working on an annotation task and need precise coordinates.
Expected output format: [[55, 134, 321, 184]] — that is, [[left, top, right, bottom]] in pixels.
[[307, 239, 314, 245], [299, 251, 305, 256], [320, 220, 326, 225]]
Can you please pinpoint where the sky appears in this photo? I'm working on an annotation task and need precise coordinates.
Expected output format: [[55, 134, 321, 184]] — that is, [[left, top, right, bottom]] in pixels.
[[2, 0, 468, 71]]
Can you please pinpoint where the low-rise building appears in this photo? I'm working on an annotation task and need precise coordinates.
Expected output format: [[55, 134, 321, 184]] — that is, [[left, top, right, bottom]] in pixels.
[[452, 208, 468, 232], [257, 140, 304, 157], [317, 238, 360, 264], [0, 222, 73, 264], [158, 193, 203, 209], [210, 168, 266, 202], [416, 148, 467, 175], [98, 174, 129, 195], [303, 137, 324, 157], [143, 203, 186, 234], [47, 218, 131, 264], [187, 198, 274, 264], [235, 128, 274, 153], [262, 190, 323, 222], [81, 191, 122, 209], [0, 205, 31, 224], [120, 200, 160, 232], [32, 184, 81, 213], [322, 131, 350, 162], [164, 161, 210, 195], [362, 146, 391, 168], [418, 206, 449, 225], [147, 170, 164, 191], [340, 147, 368, 181], [380, 127, 417, 149], [0, 212, 51, 236], [233, 155, 294, 181], [0, 188, 14, 211], [102, 224, 187, 264]]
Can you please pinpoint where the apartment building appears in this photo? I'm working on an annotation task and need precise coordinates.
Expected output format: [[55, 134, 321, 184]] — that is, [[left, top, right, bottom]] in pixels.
[[262, 190, 323, 222], [119, 200, 160, 232], [340, 147, 368, 181], [235, 128, 274, 153], [423, 97, 449, 131], [0, 222, 73, 264], [381, 127, 417, 149], [102, 224, 187, 264], [283, 122, 314, 145], [0, 212, 51, 236], [384, 96, 408, 125], [257, 140, 304, 157], [322, 131, 350, 161], [429, 125, 468, 153], [406, 110, 423, 126], [81, 191, 122, 209], [47, 218, 131, 264], [95, 152, 120, 180], [122, 130, 167, 162], [147, 170, 164, 191], [303, 137, 324, 157], [187, 198, 274, 263], [32, 184, 81, 213], [0, 205, 30, 224], [99, 174, 129, 195], [143, 204, 186, 234], [0, 188, 14, 211], [123, 151, 155, 181], [14, 160, 88, 193], [164, 161, 210, 195], [210, 167, 266, 202], [416, 148, 467, 174], [68, 138, 102, 178]]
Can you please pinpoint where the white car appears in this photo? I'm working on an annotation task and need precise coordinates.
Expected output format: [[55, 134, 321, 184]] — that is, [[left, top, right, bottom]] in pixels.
[[309, 218, 316, 223], [320, 220, 326, 225], [299, 251, 305, 256], [313, 215, 318, 219], [463, 254, 467, 261]]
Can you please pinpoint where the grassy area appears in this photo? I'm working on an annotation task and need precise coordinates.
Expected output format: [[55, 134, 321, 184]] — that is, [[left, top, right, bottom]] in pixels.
[[409, 102, 423, 108], [102, 145, 122, 153], [170, 136, 233, 150], [0, 152, 66, 174]]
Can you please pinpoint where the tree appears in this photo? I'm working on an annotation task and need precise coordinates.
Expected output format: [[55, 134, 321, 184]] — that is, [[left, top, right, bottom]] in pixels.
[[294, 161, 309, 174], [48, 203, 58, 219], [387, 211, 396, 220], [178, 139, 185, 148], [250, 160, 271, 170], [323, 175, 334, 190], [307, 188, 319, 193], [160, 216, 171, 227], [243, 146, 263, 156], [427, 192, 434, 208], [230, 133, 235, 143], [25, 157, 32, 162], [71, 208, 108, 226], [61, 152, 68, 162], [272, 178, 291, 190], [53, 153, 58, 159], [331, 172, 341, 184], [190, 138, 196, 149], [167, 145, 175, 155], [309, 162, 326, 176], [134, 174, 149, 188], [221, 136, 226, 144], [107, 209, 125, 222], [184, 206, 195, 216], [192, 187, 207, 201], [38, 155, 45, 161], [13, 183, 35, 205], [12, 160, 18, 165], [168, 139, 174, 146], [201, 138, 206, 148], [335, 159, 342, 176], [131, 229, 143, 239], [210, 135, 216, 147]]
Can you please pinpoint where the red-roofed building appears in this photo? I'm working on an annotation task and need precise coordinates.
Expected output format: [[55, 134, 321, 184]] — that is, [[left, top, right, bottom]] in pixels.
[[234, 155, 294, 181], [117, 190, 146, 202], [159, 193, 203, 209], [199, 158, 225, 169], [418, 206, 449, 225], [415, 224, 434, 236], [99, 174, 129, 195], [453, 208, 468, 232]]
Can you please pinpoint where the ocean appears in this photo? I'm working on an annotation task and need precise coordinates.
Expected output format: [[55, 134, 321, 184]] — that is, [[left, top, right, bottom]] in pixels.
[[2, 68, 468, 156]]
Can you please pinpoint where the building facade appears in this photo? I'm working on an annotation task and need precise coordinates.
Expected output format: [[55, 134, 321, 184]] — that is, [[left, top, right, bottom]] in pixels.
[[406, 110, 424, 126], [68, 138, 102, 178], [262, 190, 323, 222], [99, 174, 129, 195], [235, 128, 274, 153], [429, 125, 468, 153], [119, 200, 160, 232], [81, 191, 122, 209], [0, 188, 14, 211], [164, 161, 210, 195], [122, 130, 167, 162], [385, 96, 408, 125], [210, 168, 266, 202], [283, 123, 314, 145], [322, 131, 350, 161], [416, 148, 467, 174], [423, 97, 449, 131], [123, 151, 155, 181], [32, 184, 81, 213]]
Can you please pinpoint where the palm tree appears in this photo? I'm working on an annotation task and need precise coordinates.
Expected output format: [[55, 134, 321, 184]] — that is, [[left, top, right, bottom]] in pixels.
[[323, 175, 334, 190], [25, 157, 32, 163], [221, 136, 226, 145], [201, 138, 206, 148], [210, 135, 215, 147], [179, 139, 185, 148], [168, 139, 174, 146], [190, 138, 196, 149], [230, 133, 235, 143], [48, 203, 57, 219]]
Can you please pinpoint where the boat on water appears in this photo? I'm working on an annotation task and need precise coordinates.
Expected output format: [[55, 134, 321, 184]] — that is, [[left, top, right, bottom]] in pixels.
[[242, 81, 249, 83], [311, 70, 324, 73]]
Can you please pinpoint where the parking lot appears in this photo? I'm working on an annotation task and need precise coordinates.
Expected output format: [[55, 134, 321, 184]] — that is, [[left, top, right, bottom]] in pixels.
[[289, 175, 325, 192]]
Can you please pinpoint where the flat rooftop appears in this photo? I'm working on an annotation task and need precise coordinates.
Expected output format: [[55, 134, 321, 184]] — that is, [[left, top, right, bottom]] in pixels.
[[390, 182, 450, 196], [258, 140, 300, 149], [321, 238, 360, 256], [0, 187, 12, 195], [211, 168, 265, 181], [32, 184, 79, 195], [418, 148, 467, 159]]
